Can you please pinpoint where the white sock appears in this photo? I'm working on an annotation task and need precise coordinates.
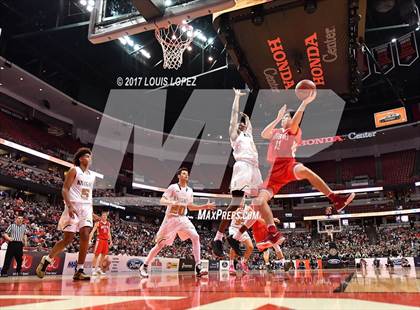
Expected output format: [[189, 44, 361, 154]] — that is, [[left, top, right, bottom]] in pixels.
[[45, 256, 52, 262], [77, 264, 84, 270], [214, 231, 224, 241], [191, 235, 201, 266]]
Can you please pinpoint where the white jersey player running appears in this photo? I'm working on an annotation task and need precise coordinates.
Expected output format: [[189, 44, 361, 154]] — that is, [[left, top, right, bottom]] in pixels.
[[212, 88, 263, 258], [139, 168, 216, 278], [36, 148, 99, 281]]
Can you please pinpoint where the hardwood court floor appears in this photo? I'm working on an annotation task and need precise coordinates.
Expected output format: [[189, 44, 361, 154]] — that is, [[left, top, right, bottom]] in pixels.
[[0, 268, 419, 309]]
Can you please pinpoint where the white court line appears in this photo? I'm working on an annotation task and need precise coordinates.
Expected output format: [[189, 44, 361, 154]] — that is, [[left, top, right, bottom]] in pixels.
[[189, 297, 420, 310], [0, 295, 184, 310]]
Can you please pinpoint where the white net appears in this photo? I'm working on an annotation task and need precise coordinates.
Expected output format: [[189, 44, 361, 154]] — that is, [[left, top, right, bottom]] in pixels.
[[155, 24, 194, 70]]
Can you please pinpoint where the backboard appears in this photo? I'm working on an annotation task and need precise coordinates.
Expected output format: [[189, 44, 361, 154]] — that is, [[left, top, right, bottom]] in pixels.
[[317, 219, 342, 234], [88, 0, 236, 44]]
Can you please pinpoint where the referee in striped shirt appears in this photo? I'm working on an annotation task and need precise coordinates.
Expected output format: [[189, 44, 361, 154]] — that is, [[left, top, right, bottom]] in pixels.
[[1, 215, 28, 277]]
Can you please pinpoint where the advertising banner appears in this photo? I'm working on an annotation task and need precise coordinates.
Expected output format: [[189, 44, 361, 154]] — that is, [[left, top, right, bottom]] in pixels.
[[219, 260, 229, 272], [116, 255, 145, 273], [150, 257, 163, 273], [214, 0, 354, 94], [355, 257, 415, 268], [373, 42, 395, 74], [163, 258, 180, 272], [0, 250, 5, 273], [208, 260, 220, 271], [295, 259, 310, 270], [201, 259, 209, 273], [1, 251, 64, 276], [64, 253, 181, 274], [178, 259, 195, 272], [63, 253, 94, 275], [396, 32, 419, 66], [374, 107, 407, 128]]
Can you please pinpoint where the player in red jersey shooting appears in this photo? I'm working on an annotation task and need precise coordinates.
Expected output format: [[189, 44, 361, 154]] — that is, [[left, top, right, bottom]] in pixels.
[[231, 89, 355, 251]]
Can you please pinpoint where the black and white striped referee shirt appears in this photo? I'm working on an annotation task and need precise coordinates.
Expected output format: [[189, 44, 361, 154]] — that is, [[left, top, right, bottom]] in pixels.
[[5, 224, 27, 242]]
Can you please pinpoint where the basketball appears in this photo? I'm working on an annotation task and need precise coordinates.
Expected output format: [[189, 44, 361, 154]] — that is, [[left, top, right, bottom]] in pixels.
[[295, 79, 316, 101]]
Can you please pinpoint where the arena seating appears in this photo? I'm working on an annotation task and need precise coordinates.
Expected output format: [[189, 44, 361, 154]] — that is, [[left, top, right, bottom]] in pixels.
[[0, 158, 63, 188], [305, 160, 337, 183], [0, 111, 82, 158], [381, 150, 416, 185], [341, 156, 376, 181]]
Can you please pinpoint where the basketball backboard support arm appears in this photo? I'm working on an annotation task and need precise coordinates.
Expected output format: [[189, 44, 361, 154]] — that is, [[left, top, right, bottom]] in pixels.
[[88, 0, 236, 44], [212, 0, 273, 21], [131, 0, 164, 21]]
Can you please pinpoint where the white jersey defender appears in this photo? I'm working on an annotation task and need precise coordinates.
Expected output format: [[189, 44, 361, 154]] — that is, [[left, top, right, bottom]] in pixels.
[[155, 183, 199, 246], [230, 129, 263, 196], [58, 166, 95, 233]]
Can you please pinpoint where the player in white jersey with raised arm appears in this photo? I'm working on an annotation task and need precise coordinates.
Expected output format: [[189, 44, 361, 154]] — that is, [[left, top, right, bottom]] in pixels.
[[211, 88, 263, 258], [139, 168, 216, 278], [36, 148, 98, 281]]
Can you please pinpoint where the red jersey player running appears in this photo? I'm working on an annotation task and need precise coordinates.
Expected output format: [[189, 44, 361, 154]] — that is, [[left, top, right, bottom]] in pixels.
[[89, 210, 113, 276], [233, 90, 355, 250], [251, 218, 292, 272]]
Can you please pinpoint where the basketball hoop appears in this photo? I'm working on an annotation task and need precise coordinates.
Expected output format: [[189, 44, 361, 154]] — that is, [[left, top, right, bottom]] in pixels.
[[155, 24, 194, 70]]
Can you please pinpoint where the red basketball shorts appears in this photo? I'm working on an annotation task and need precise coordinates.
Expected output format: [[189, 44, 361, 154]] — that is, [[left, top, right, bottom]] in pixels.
[[262, 158, 301, 197], [95, 239, 109, 255], [253, 226, 268, 244], [252, 219, 268, 245]]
